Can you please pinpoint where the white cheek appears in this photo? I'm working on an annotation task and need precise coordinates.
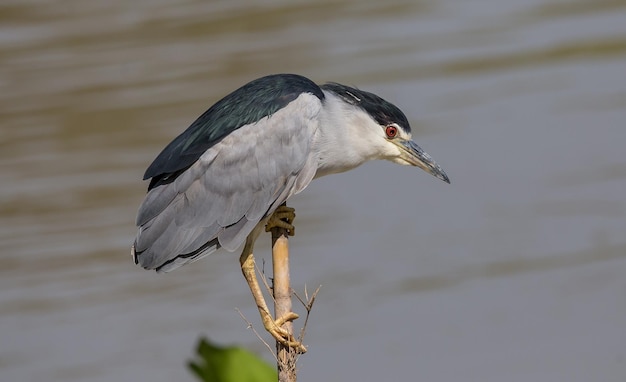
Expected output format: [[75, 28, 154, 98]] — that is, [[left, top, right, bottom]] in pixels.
[[380, 141, 403, 159]]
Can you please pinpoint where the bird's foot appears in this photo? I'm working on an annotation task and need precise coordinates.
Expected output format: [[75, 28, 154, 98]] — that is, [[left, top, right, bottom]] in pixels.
[[260, 309, 307, 353], [265, 205, 296, 236]]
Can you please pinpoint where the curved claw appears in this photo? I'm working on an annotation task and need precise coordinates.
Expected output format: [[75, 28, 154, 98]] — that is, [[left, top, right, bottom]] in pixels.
[[261, 310, 307, 353], [265, 205, 296, 236]]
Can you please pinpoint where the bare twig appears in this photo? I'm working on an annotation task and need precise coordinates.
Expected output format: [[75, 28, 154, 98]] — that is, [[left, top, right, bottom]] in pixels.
[[271, 222, 298, 381], [256, 262, 276, 304], [238, 203, 320, 381], [293, 285, 321, 312], [293, 285, 321, 343], [235, 308, 277, 361]]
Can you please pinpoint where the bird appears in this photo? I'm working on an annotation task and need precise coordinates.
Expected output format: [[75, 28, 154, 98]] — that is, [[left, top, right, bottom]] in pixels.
[[132, 73, 449, 351]]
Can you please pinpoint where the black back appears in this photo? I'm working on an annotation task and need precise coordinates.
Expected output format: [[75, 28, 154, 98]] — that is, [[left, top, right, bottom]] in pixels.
[[144, 74, 325, 190]]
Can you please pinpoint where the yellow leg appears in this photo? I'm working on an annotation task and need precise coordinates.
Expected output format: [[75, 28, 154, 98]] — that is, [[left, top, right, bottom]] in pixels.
[[239, 228, 306, 353]]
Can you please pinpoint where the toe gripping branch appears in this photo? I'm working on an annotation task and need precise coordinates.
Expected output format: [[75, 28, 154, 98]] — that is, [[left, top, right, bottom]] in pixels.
[[265, 205, 296, 236]]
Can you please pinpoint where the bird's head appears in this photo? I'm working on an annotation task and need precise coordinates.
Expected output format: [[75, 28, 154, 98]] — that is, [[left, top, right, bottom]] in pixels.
[[320, 83, 450, 184]]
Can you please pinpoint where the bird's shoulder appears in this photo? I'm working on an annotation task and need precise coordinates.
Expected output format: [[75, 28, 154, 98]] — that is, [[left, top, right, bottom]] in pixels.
[[144, 74, 325, 189]]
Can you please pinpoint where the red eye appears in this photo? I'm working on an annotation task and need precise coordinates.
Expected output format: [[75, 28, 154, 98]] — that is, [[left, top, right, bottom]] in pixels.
[[385, 125, 398, 138]]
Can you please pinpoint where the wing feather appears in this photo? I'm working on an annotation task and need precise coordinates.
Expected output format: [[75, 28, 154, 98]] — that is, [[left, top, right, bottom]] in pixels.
[[133, 93, 322, 271]]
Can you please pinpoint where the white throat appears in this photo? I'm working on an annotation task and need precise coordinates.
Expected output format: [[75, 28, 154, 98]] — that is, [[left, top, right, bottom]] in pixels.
[[313, 91, 389, 178]]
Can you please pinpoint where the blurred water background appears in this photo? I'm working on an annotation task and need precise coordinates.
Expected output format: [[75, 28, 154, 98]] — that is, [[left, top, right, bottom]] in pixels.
[[1, 0, 626, 381]]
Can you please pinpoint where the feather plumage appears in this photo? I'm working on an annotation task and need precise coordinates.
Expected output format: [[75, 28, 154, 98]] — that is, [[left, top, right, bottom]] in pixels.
[[133, 91, 323, 272]]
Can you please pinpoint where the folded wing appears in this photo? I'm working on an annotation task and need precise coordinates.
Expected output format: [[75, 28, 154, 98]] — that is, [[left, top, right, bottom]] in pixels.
[[132, 93, 322, 272]]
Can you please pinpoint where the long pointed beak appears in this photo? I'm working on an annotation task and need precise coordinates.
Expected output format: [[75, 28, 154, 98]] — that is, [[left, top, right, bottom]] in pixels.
[[398, 139, 450, 184]]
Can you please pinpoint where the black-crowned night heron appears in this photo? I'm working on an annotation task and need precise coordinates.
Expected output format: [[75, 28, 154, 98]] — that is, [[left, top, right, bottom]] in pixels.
[[132, 73, 449, 350]]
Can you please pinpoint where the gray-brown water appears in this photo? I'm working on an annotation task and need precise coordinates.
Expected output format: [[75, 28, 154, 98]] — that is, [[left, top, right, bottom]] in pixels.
[[2, 1, 626, 381]]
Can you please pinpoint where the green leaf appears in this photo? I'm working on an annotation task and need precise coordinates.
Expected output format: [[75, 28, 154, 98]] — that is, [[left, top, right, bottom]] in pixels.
[[188, 337, 277, 382]]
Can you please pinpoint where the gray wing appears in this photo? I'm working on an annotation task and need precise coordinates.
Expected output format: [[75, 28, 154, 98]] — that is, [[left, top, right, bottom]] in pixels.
[[132, 93, 322, 272]]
